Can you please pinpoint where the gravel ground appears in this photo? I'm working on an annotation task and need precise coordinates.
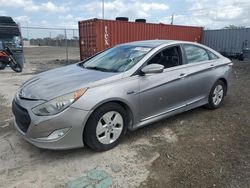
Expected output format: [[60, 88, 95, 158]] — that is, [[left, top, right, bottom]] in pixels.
[[138, 60, 250, 188], [0, 47, 249, 187]]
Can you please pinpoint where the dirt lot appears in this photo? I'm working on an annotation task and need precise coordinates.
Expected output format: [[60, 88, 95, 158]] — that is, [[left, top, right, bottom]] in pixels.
[[0, 47, 249, 188]]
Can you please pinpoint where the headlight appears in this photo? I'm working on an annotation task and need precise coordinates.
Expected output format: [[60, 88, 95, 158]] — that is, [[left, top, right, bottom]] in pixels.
[[32, 88, 87, 116]]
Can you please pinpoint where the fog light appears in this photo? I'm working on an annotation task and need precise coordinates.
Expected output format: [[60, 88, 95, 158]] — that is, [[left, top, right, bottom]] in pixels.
[[37, 128, 70, 141]]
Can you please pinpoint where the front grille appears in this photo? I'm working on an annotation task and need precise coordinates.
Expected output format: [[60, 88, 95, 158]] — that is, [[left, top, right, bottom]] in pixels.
[[12, 100, 31, 133]]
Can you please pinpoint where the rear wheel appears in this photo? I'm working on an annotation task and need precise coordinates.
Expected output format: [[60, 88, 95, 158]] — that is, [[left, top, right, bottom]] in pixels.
[[83, 103, 128, 151], [0, 61, 7, 70], [206, 80, 226, 109]]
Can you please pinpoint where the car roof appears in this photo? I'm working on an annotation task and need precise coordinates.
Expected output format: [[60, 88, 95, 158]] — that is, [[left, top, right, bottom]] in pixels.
[[118, 40, 223, 58], [120, 40, 175, 48]]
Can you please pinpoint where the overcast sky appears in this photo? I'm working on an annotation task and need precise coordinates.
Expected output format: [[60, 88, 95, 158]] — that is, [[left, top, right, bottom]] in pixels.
[[0, 0, 250, 30]]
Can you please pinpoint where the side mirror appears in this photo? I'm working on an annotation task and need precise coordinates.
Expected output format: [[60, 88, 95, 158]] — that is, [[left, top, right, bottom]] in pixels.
[[141, 64, 164, 74]]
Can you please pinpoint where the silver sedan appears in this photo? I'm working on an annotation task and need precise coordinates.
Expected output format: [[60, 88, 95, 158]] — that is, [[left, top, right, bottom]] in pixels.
[[12, 40, 233, 151]]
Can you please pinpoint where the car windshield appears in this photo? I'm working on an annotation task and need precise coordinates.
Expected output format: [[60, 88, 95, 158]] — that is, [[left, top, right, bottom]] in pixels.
[[81, 45, 152, 72]]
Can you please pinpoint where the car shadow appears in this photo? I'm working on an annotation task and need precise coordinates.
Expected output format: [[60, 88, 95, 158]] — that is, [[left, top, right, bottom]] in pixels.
[[24, 106, 209, 157]]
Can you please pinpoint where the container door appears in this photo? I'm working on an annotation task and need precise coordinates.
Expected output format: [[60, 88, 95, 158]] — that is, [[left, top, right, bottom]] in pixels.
[[138, 45, 190, 121]]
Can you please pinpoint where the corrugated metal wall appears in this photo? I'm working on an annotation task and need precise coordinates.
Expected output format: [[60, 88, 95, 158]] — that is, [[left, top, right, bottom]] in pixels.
[[79, 19, 203, 60], [203, 28, 250, 56], [78, 20, 98, 60]]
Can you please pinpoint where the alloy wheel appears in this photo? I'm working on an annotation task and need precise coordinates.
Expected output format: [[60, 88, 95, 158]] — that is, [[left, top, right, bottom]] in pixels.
[[96, 111, 123, 145], [212, 84, 224, 106]]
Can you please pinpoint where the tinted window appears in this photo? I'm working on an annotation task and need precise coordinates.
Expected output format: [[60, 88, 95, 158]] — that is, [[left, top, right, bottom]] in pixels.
[[0, 36, 22, 50], [183, 44, 209, 64], [148, 46, 182, 69], [207, 50, 219, 60]]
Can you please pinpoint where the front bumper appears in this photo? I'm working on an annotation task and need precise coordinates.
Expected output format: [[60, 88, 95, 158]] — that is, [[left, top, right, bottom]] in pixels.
[[12, 99, 92, 150]]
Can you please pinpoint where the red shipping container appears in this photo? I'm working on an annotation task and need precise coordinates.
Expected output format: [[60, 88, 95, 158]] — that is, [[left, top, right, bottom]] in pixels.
[[78, 18, 203, 60]]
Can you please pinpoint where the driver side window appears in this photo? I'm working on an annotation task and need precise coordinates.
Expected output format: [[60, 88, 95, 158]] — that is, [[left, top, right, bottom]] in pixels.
[[148, 46, 183, 69]]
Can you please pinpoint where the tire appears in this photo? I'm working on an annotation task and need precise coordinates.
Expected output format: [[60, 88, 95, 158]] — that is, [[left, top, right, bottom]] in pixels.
[[10, 60, 22, 72], [135, 19, 146, 23], [83, 102, 128, 151], [0, 61, 7, 70], [206, 80, 226, 109], [115, 17, 129, 21]]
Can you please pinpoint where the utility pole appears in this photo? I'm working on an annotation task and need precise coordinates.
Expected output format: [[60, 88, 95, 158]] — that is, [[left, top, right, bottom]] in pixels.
[[171, 13, 174, 25], [102, 0, 104, 19]]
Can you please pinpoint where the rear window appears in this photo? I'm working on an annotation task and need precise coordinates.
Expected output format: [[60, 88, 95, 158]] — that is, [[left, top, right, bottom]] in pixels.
[[207, 50, 219, 60], [183, 44, 209, 64]]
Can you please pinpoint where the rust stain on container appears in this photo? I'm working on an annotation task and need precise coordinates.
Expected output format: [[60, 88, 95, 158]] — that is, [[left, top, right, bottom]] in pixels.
[[79, 19, 203, 60]]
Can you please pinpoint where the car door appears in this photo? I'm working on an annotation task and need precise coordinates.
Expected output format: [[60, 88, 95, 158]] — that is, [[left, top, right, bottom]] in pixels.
[[181, 44, 219, 108], [138, 45, 190, 121]]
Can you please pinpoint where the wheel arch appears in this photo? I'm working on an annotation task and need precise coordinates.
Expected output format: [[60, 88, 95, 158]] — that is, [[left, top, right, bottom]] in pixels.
[[86, 98, 135, 131], [218, 77, 228, 95]]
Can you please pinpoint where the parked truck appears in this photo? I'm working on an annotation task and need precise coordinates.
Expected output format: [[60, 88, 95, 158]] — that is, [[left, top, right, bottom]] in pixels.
[[0, 16, 24, 71]]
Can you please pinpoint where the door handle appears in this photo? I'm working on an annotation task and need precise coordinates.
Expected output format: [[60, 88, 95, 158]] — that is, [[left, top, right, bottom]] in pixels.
[[210, 64, 215, 68], [179, 73, 188, 79], [127, 91, 135, 95]]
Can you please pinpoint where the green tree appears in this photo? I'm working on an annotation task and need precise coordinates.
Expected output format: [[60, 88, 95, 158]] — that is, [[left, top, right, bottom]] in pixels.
[[223, 25, 246, 29]]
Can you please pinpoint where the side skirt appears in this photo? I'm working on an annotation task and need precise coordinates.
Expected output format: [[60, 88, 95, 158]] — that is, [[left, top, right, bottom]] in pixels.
[[131, 97, 207, 131]]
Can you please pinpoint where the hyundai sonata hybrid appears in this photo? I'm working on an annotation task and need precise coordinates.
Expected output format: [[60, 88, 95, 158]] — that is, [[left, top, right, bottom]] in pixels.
[[12, 40, 232, 151]]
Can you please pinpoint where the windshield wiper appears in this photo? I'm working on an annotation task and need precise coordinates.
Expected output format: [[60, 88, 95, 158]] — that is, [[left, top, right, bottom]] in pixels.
[[84, 66, 118, 73]]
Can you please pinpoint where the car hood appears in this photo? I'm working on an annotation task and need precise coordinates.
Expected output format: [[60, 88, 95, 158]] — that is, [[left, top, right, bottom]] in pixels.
[[20, 64, 120, 101]]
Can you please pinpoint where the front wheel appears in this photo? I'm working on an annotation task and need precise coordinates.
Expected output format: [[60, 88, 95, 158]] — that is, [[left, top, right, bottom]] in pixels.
[[206, 80, 226, 109], [83, 103, 128, 151], [9, 59, 22, 73]]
